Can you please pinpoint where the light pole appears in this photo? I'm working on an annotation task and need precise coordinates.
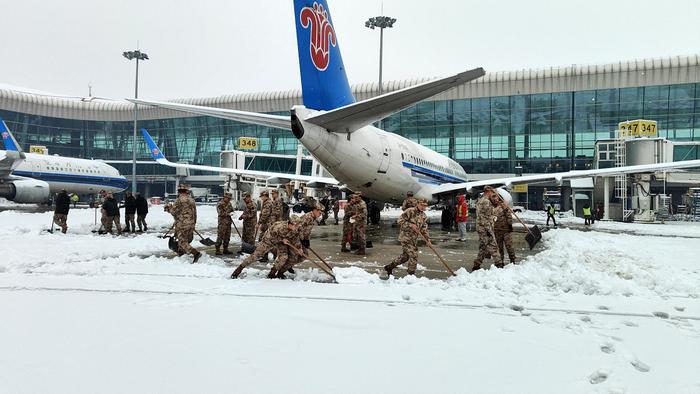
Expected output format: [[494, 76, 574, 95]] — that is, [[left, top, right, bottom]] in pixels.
[[122, 49, 149, 192], [365, 15, 396, 95]]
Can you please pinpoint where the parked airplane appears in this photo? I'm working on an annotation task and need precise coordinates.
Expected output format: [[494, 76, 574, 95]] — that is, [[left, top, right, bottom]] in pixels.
[[131, 0, 700, 207], [0, 118, 129, 203]]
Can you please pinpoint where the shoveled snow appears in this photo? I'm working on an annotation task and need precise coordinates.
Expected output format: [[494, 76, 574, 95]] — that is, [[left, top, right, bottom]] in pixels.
[[1, 205, 699, 393]]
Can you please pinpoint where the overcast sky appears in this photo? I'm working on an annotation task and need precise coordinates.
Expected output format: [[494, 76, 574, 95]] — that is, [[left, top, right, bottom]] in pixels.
[[1, 0, 698, 100]]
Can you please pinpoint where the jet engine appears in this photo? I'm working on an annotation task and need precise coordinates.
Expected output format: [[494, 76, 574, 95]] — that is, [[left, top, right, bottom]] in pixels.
[[0, 178, 51, 204], [496, 187, 514, 208]]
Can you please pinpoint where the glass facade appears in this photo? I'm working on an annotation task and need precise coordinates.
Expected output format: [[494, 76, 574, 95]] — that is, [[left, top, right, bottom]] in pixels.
[[1, 83, 699, 177]]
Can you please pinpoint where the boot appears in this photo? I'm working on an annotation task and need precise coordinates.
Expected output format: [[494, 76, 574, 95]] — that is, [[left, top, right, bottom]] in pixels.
[[472, 261, 482, 271], [341, 243, 350, 252], [407, 270, 416, 276], [61, 228, 67, 234], [355, 248, 366, 256], [494, 262, 505, 269], [231, 266, 244, 279], [267, 267, 278, 279], [383, 264, 394, 277], [215, 246, 222, 255], [192, 251, 202, 264], [222, 245, 233, 255]]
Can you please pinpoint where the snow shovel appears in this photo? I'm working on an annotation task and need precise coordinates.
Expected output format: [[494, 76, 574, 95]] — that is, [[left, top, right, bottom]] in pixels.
[[160, 223, 176, 239], [494, 193, 542, 250], [307, 246, 336, 277], [194, 229, 216, 246], [231, 221, 256, 253], [284, 241, 336, 282], [45, 217, 55, 234], [414, 229, 456, 276]]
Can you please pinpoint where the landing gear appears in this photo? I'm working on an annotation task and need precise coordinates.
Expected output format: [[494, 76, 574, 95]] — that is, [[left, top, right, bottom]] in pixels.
[[368, 201, 384, 225]]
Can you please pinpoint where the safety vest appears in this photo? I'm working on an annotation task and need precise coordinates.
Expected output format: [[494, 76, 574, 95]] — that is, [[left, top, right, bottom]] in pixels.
[[457, 204, 468, 217], [548, 206, 555, 215], [583, 207, 591, 216]]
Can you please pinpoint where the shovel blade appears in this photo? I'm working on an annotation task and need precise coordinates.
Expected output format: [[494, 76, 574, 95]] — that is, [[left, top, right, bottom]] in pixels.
[[525, 225, 542, 250], [200, 238, 216, 246], [240, 241, 256, 254]]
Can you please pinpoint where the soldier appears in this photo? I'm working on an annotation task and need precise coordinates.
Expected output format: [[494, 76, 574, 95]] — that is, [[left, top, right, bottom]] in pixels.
[[319, 195, 330, 225], [166, 184, 202, 263], [352, 192, 368, 255], [384, 198, 432, 277], [270, 189, 284, 223], [257, 190, 272, 242], [472, 186, 502, 270], [332, 198, 340, 224], [273, 202, 323, 277], [401, 191, 418, 211], [494, 199, 516, 265], [123, 191, 137, 233], [101, 193, 120, 235], [97, 190, 109, 234], [239, 192, 257, 244], [53, 189, 70, 234], [231, 216, 301, 279], [340, 194, 356, 252], [135, 192, 149, 232], [215, 192, 234, 255]]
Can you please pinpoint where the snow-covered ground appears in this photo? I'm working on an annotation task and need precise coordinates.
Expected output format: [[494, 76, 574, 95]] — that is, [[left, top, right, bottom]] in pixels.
[[1, 205, 699, 393]]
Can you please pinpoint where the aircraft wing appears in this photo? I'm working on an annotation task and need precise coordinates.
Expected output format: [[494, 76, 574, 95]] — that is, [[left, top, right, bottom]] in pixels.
[[431, 159, 700, 196], [141, 129, 337, 186], [0, 118, 26, 180], [128, 99, 292, 130], [304, 68, 485, 133]]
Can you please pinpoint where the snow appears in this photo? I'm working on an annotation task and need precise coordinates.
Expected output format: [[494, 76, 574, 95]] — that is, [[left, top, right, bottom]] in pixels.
[[1, 205, 699, 393]]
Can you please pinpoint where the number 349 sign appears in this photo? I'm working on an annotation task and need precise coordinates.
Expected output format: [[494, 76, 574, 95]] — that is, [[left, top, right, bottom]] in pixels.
[[238, 137, 258, 149]]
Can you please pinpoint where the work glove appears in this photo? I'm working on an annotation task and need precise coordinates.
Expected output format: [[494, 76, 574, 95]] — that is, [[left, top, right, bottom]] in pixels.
[[301, 239, 310, 248]]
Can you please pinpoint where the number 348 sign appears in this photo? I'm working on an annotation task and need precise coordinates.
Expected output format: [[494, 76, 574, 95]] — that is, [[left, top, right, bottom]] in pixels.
[[238, 137, 258, 149]]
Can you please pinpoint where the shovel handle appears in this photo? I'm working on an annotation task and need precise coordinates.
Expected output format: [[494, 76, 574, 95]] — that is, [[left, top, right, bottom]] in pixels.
[[161, 223, 176, 238], [286, 242, 336, 281], [413, 227, 456, 276], [232, 220, 242, 238], [494, 192, 534, 237]]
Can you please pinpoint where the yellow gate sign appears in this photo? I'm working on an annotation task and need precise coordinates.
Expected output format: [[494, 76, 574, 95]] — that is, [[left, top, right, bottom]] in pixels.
[[512, 184, 528, 193], [29, 145, 48, 154], [238, 137, 258, 150], [618, 120, 657, 138]]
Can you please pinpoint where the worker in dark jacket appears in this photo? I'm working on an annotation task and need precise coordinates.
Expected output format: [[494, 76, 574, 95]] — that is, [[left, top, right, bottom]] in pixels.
[[135, 193, 149, 232], [123, 192, 137, 233], [53, 189, 71, 234], [100, 193, 121, 235]]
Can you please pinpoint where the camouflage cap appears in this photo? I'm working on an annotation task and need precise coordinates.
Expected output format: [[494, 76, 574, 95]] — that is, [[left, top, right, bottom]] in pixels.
[[355, 191, 363, 196], [177, 184, 191, 191], [406, 191, 414, 196], [288, 214, 300, 224], [483, 186, 495, 193], [223, 192, 232, 198], [260, 190, 269, 197], [242, 192, 251, 198], [271, 189, 279, 195], [417, 198, 428, 205], [313, 202, 324, 211]]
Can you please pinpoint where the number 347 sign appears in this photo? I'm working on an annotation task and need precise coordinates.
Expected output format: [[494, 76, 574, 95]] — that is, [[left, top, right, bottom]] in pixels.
[[238, 137, 258, 149]]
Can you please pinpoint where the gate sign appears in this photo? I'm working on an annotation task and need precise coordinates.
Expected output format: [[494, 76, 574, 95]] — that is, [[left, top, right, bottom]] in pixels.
[[238, 137, 258, 150], [618, 120, 657, 138], [512, 184, 528, 193], [29, 145, 48, 154]]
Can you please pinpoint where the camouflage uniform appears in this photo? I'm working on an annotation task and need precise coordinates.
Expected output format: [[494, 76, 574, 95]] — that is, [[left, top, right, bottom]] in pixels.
[[494, 204, 516, 264], [233, 220, 300, 277], [332, 199, 340, 224], [258, 198, 273, 242], [215, 198, 234, 253], [473, 195, 502, 268], [341, 199, 356, 251], [401, 196, 418, 211], [169, 192, 199, 258], [270, 196, 284, 223], [239, 198, 258, 244], [386, 206, 430, 275], [275, 211, 317, 273], [353, 198, 368, 254]]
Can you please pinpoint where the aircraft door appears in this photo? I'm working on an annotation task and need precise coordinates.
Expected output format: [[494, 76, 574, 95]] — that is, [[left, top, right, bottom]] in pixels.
[[377, 135, 391, 174]]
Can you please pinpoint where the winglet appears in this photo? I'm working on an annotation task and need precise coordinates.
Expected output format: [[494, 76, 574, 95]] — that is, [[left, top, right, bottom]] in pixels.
[[0, 117, 23, 153], [141, 128, 166, 161]]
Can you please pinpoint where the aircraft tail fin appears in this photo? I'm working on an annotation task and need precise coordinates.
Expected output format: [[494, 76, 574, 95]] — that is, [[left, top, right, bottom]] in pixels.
[[294, 0, 355, 111], [0, 117, 23, 153], [140, 128, 168, 162]]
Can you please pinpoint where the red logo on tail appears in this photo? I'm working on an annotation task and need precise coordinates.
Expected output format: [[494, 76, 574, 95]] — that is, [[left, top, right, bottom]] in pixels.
[[152, 148, 160, 156], [300, 2, 336, 71]]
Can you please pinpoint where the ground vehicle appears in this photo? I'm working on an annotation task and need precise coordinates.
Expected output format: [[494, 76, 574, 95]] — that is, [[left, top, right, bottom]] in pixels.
[[543, 190, 562, 211]]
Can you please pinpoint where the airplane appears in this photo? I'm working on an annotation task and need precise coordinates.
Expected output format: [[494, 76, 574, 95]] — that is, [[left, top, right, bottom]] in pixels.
[[130, 0, 700, 210], [0, 118, 129, 204]]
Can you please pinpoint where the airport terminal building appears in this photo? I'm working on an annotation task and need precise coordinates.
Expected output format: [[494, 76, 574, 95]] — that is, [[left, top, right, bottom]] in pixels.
[[1, 54, 699, 202]]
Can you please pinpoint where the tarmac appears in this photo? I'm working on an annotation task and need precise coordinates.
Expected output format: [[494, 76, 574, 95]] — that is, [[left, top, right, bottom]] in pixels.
[[193, 215, 545, 279]]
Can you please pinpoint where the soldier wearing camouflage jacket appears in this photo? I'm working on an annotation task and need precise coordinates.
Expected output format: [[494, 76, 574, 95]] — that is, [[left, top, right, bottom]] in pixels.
[[215, 192, 234, 255], [352, 193, 368, 255], [231, 217, 301, 279], [274, 202, 323, 277], [167, 184, 201, 263], [239, 192, 257, 244], [257, 191, 272, 242], [494, 201, 516, 265], [340, 196, 356, 252], [472, 187, 502, 270], [384, 199, 431, 276]]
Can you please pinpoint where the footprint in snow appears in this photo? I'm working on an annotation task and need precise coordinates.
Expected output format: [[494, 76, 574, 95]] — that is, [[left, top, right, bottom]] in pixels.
[[597, 305, 610, 311], [600, 343, 615, 354], [631, 359, 650, 373], [588, 370, 608, 384], [623, 321, 639, 327], [509, 304, 524, 312], [652, 311, 670, 319], [580, 315, 592, 323], [674, 306, 685, 312]]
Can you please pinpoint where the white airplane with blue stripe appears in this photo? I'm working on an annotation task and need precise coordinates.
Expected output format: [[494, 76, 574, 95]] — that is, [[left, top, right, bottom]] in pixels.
[[0, 118, 128, 204], [131, 0, 700, 205]]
